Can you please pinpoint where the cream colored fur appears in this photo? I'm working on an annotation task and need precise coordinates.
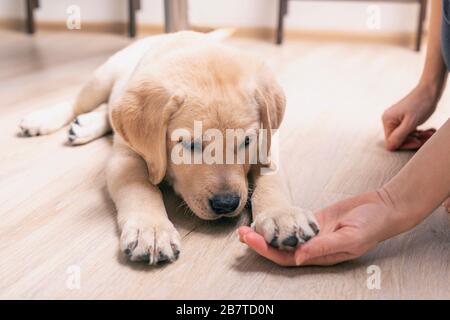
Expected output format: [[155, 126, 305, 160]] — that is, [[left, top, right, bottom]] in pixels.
[[19, 31, 319, 265]]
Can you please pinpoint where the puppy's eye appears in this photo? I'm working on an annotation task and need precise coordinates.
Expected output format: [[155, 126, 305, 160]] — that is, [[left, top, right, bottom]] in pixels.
[[244, 136, 250, 147], [239, 136, 252, 149], [181, 140, 201, 152]]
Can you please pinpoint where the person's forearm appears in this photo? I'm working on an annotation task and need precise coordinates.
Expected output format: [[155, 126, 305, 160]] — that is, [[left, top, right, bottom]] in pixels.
[[419, 0, 448, 94], [381, 118, 450, 237]]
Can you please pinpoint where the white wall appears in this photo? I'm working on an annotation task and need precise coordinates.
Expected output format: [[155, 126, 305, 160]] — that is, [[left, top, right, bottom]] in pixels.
[[0, 0, 421, 33]]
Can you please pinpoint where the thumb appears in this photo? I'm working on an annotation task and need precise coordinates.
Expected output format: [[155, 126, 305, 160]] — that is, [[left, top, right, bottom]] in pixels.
[[297, 252, 354, 266], [385, 117, 415, 151], [294, 230, 354, 265]]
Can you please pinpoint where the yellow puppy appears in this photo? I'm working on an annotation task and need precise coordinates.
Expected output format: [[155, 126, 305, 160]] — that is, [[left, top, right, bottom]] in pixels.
[[19, 30, 319, 265]]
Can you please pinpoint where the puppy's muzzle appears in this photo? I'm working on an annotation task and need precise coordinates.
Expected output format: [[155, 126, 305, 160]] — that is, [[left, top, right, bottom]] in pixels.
[[209, 193, 240, 215]]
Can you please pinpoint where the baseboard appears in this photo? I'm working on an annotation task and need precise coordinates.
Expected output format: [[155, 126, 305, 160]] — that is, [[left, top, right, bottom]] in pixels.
[[0, 18, 417, 47], [0, 18, 23, 31]]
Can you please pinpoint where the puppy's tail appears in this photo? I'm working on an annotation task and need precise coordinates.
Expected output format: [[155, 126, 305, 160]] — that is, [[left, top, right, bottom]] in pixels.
[[207, 28, 236, 41]]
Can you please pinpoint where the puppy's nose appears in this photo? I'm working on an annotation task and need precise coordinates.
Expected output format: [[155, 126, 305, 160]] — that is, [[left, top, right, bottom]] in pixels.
[[209, 193, 240, 215]]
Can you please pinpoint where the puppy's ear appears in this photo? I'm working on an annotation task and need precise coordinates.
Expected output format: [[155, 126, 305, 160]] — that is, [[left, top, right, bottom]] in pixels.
[[111, 80, 181, 185], [255, 76, 286, 156]]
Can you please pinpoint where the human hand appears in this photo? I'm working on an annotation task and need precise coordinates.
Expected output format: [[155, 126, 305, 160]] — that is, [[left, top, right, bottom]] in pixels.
[[382, 84, 438, 150], [238, 191, 400, 266]]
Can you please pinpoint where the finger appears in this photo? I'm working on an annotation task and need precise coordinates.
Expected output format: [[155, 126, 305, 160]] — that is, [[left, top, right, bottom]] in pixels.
[[238, 226, 254, 236], [385, 117, 415, 151], [242, 232, 295, 266], [237, 226, 254, 243], [294, 230, 355, 265], [297, 252, 354, 266], [382, 113, 399, 141]]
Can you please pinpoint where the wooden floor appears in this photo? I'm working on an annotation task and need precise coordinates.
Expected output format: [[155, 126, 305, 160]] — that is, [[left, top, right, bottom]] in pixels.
[[0, 30, 449, 299]]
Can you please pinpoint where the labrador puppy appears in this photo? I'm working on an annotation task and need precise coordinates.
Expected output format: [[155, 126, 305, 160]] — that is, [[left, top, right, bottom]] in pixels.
[[19, 30, 319, 265]]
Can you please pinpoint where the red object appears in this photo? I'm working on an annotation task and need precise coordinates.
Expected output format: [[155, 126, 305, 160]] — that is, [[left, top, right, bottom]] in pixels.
[[399, 128, 436, 150]]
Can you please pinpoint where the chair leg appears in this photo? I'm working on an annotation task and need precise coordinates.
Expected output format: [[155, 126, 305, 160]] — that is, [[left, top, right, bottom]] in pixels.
[[25, 0, 39, 34], [128, 0, 141, 37], [415, 0, 427, 52], [164, 0, 189, 33], [276, 0, 288, 45]]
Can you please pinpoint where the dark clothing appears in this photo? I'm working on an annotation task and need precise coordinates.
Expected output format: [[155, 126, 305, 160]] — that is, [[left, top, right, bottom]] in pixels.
[[443, 0, 450, 70]]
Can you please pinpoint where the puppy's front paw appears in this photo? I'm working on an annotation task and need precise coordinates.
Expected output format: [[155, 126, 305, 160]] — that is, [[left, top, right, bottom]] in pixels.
[[252, 206, 319, 251], [120, 220, 181, 265]]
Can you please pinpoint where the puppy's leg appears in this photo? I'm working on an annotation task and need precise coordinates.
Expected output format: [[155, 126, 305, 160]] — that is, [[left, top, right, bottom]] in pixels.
[[250, 169, 320, 251], [107, 142, 181, 265], [19, 100, 75, 137], [68, 103, 112, 145], [19, 61, 115, 137]]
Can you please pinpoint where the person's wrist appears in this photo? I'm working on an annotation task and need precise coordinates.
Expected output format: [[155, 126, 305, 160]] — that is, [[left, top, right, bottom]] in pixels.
[[417, 76, 445, 102], [373, 187, 410, 240]]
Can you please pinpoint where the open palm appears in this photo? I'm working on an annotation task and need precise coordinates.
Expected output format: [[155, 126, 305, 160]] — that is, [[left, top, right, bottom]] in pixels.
[[238, 191, 394, 266]]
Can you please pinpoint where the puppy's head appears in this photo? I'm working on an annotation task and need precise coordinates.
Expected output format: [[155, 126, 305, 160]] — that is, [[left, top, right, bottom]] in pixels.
[[111, 46, 285, 220]]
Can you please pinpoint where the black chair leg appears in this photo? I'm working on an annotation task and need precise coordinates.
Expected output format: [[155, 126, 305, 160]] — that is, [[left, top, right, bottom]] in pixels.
[[415, 0, 427, 52], [25, 0, 39, 34], [276, 0, 288, 45], [128, 0, 141, 37]]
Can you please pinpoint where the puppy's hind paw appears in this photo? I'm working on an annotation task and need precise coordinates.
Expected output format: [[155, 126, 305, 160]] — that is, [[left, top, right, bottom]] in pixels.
[[19, 102, 74, 137], [67, 112, 110, 145], [19, 111, 59, 136]]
